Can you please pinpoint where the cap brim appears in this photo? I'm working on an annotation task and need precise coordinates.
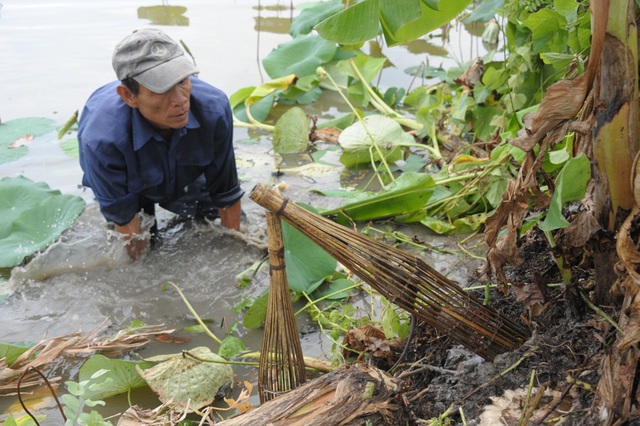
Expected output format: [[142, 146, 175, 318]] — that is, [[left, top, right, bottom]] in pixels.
[[133, 55, 198, 94]]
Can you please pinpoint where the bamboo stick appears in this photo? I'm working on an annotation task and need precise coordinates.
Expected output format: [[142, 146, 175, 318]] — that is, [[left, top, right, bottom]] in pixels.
[[250, 183, 530, 360]]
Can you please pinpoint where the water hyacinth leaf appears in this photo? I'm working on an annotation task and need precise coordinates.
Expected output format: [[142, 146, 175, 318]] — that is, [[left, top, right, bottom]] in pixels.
[[79, 355, 151, 400], [290, 0, 344, 37], [338, 115, 413, 167], [273, 107, 310, 154], [0, 117, 58, 165], [322, 172, 435, 221], [263, 34, 337, 79], [136, 346, 234, 412], [0, 176, 86, 268], [539, 153, 590, 232]]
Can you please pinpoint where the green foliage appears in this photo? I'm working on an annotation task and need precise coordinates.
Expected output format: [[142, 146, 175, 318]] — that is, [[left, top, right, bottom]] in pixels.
[[136, 347, 234, 413], [273, 106, 310, 154], [282, 207, 337, 293], [539, 153, 590, 231], [78, 355, 151, 400], [0, 176, 86, 268], [289, 1, 344, 38], [263, 34, 337, 79], [315, 0, 473, 47], [0, 117, 57, 165], [0, 342, 32, 366], [61, 372, 114, 426]]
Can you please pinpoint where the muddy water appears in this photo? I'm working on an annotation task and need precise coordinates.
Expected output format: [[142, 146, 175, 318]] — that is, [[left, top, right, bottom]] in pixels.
[[0, 1, 486, 423]]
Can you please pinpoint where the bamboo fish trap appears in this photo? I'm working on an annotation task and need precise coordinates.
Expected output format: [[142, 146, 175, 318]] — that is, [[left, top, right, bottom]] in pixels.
[[258, 211, 307, 403], [250, 184, 530, 360]]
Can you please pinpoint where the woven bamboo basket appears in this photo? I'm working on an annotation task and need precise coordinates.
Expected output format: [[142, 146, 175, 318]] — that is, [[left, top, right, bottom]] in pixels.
[[250, 184, 530, 360], [258, 211, 307, 403]]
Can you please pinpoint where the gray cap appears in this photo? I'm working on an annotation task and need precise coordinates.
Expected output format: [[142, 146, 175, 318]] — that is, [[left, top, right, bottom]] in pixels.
[[112, 28, 198, 94]]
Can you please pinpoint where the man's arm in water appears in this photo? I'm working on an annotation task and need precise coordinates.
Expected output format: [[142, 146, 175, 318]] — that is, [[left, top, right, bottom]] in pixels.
[[115, 214, 146, 260]]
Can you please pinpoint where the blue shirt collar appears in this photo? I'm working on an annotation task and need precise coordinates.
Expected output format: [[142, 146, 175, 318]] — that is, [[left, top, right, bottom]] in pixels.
[[131, 108, 201, 151]]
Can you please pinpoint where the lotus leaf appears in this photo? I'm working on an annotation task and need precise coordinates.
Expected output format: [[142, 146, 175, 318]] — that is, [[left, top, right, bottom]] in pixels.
[[281, 207, 337, 294], [136, 346, 233, 412], [262, 34, 337, 79], [0, 117, 58, 165], [289, 1, 344, 37], [0, 176, 86, 268], [338, 114, 413, 167], [273, 107, 310, 154]]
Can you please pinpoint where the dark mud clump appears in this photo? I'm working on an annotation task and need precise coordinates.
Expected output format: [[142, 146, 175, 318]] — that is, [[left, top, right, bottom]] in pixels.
[[396, 228, 611, 425]]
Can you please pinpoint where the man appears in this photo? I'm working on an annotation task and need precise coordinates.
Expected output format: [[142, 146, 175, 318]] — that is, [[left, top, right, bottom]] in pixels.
[[78, 28, 244, 260]]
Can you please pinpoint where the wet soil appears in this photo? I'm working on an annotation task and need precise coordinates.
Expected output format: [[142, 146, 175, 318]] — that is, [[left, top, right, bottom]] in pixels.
[[388, 227, 614, 425]]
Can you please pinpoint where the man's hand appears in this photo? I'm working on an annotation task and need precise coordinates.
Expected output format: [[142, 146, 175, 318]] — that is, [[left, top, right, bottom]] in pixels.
[[219, 200, 242, 231], [115, 214, 147, 260]]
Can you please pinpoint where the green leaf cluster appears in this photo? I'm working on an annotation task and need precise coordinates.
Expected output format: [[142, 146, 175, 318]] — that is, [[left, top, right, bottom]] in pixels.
[[0, 176, 86, 268]]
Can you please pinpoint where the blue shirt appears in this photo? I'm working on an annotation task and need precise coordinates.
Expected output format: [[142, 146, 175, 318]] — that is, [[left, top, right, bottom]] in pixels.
[[78, 77, 244, 226]]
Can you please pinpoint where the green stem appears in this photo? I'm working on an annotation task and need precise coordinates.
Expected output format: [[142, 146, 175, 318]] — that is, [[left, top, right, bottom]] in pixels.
[[166, 281, 223, 345], [318, 66, 395, 183], [348, 59, 422, 131], [183, 350, 258, 366], [543, 231, 572, 285]]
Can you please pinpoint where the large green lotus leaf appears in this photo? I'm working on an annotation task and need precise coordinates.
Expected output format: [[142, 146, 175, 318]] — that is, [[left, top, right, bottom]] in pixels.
[[136, 346, 233, 412], [338, 115, 413, 167], [0, 117, 58, 165], [391, 0, 472, 46], [79, 354, 152, 400], [281, 205, 337, 294], [321, 172, 435, 221], [273, 107, 310, 154], [315, 0, 381, 45], [315, 0, 472, 46], [0, 176, 86, 268], [290, 1, 344, 37], [262, 34, 337, 79]]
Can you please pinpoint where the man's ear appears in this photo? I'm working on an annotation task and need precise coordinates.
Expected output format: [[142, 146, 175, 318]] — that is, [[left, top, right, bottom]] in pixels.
[[116, 84, 138, 108]]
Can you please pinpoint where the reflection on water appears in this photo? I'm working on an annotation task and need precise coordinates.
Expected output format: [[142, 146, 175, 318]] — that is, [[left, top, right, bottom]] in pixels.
[[253, 0, 294, 34], [138, 5, 189, 26]]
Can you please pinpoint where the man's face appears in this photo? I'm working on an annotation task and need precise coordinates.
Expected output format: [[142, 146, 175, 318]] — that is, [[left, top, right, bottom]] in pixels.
[[120, 77, 192, 131]]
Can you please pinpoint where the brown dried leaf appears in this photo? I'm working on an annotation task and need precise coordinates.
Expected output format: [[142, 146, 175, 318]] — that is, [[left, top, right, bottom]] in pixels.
[[454, 57, 484, 88], [342, 324, 401, 362], [8, 134, 33, 148], [310, 127, 341, 144], [511, 282, 546, 317]]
